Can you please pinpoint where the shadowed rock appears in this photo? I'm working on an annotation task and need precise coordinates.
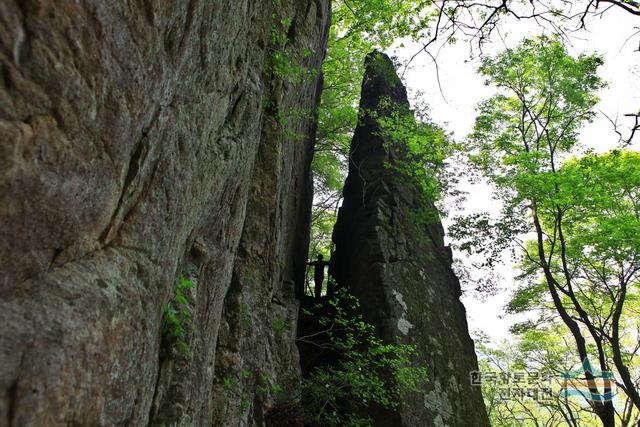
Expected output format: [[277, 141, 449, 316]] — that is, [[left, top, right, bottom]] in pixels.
[[330, 52, 489, 426], [0, 1, 329, 425]]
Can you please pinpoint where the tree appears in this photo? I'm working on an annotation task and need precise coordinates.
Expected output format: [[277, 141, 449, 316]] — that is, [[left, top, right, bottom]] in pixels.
[[271, 289, 428, 426], [310, 0, 640, 259], [407, 0, 640, 58], [476, 326, 640, 426], [456, 36, 640, 426], [310, 0, 443, 257]]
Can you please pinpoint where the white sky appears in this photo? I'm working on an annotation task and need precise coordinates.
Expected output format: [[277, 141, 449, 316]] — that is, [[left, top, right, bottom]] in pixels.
[[395, 8, 640, 342]]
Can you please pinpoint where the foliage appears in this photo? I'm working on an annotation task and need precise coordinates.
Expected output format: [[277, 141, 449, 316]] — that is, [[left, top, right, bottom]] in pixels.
[[271, 315, 288, 337], [264, 1, 322, 146], [477, 330, 601, 427], [309, 208, 336, 259], [469, 35, 604, 197], [310, 0, 640, 258], [476, 324, 640, 426], [373, 93, 452, 226], [543, 150, 640, 262], [312, 0, 640, 230], [162, 275, 195, 358], [301, 3, 640, 424], [268, 0, 317, 84], [512, 150, 640, 418], [474, 149, 640, 424], [456, 35, 640, 424], [310, 0, 442, 258], [297, 288, 428, 426], [456, 35, 605, 265]]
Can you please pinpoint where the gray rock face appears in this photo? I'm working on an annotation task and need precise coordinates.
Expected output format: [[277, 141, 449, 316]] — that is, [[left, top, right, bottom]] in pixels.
[[0, 1, 329, 425], [330, 52, 489, 426], [209, 3, 330, 425]]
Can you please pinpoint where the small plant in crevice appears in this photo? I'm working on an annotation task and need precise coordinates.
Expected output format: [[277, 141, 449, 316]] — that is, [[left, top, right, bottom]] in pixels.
[[162, 275, 195, 359], [264, 1, 319, 144], [257, 371, 284, 397], [268, 9, 317, 84], [271, 315, 288, 338], [240, 302, 252, 326], [222, 376, 237, 391], [239, 395, 251, 414]]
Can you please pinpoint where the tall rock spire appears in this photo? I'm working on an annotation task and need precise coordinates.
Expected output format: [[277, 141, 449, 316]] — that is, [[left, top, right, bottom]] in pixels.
[[330, 51, 489, 426]]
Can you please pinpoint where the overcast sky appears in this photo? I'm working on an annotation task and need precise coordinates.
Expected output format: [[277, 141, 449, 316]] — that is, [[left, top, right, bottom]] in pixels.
[[395, 8, 640, 342]]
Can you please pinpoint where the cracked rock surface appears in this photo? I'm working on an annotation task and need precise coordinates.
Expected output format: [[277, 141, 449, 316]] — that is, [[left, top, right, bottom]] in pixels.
[[0, 1, 329, 425]]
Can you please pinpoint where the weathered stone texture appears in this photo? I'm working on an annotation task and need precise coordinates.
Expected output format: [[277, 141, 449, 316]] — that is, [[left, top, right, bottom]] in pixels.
[[0, 0, 329, 425], [330, 52, 489, 426], [210, 2, 330, 425]]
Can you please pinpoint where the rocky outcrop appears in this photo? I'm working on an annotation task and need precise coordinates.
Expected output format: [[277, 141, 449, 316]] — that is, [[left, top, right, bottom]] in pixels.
[[330, 52, 489, 426], [0, 1, 329, 425], [209, 3, 330, 425]]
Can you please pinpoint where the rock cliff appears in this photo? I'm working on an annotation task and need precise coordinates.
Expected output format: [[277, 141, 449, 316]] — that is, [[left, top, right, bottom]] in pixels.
[[330, 52, 489, 426], [0, 2, 492, 425], [0, 1, 329, 425]]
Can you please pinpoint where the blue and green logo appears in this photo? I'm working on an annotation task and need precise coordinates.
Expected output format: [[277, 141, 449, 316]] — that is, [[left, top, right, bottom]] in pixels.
[[560, 358, 616, 402]]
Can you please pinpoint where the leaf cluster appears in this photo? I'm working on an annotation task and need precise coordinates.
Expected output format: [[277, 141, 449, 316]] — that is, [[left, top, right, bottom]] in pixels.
[[299, 288, 428, 426], [162, 275, 196, 358]]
